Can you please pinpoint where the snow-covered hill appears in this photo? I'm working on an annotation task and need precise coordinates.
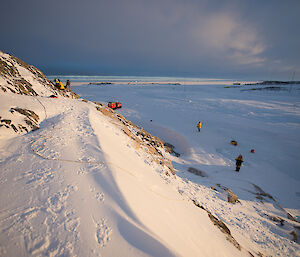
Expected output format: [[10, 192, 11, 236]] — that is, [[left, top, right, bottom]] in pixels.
[[0, 50, 79, 137], [0, 51, 299, 257]]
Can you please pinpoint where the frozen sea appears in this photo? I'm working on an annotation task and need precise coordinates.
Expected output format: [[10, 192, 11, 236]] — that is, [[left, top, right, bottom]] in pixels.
[[69, 76, 300, 209]]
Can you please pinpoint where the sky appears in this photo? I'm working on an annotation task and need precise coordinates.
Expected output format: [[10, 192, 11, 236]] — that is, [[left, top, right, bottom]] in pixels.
[[1, 0, 300, 80]]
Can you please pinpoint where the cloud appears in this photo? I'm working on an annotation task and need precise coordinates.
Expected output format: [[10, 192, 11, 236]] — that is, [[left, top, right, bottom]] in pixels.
[[191, 12, 266, 66], [1, 0, 299, 79]]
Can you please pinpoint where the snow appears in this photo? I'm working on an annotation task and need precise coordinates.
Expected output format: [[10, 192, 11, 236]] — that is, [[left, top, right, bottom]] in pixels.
[[0, 74, 300, 257], [73, 81, 300, 256]]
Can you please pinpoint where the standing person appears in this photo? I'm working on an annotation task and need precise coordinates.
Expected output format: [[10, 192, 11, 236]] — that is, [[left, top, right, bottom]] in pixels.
[[58, 81, 65, 90], [54, 78, 60, 88], [235, 155, 244, 171], [66, 79, 71, 91], [197, 121, 202, 132]]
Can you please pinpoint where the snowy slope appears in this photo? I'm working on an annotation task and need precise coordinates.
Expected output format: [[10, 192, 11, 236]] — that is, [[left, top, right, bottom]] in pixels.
[[74, 81, 300, 256], [0, 94, 250, 257], [0, 52, 256, 256]]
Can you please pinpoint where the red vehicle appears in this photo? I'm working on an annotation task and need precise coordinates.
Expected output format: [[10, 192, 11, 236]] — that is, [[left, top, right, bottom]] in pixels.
[[108, 101, 122, 110]]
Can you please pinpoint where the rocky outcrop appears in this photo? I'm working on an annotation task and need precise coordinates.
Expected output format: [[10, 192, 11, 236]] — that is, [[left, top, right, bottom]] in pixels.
[[1, 108, 40, 133], [191, 199, 241, 250], [226, 189, 239, 204], [95, 104, 175, 174], [0, 51, 80, 135], [164, 142, 180, 157], [0, 51, 56, 96]]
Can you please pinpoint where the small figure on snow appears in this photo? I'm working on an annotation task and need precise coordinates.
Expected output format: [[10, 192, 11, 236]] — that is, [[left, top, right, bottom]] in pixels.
[[54, 78, 65, 90], [235, 154, 244, 172], [230, 140, 238, 146], [197, 121, 202, 132], [66, 79, 71, 91]]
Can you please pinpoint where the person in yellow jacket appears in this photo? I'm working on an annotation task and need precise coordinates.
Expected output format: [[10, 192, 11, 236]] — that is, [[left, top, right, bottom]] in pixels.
[[58, 81, 65, 90], [54, 78, 65, 90], [197, 121, 202, 132], [235, 154, 244, 171]]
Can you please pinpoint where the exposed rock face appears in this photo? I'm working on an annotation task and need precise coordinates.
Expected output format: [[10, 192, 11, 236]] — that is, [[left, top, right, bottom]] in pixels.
[[0, 51, 79, 135], [0, 51, 57, 96], [191, 199, 241, 250], [96, 105, 175, 174], [164, 142, 180, 157], [1, 109, 39, 133]]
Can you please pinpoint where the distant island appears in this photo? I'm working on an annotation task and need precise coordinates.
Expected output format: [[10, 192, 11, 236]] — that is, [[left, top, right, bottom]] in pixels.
[[244, 80, 300, 85], [89, 82, 114, 85]]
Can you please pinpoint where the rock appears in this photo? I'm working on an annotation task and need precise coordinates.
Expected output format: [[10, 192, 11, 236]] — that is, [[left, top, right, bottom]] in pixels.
[[11, 124, 18, 132], [287, 212, 298, 222], [187, 167, 207, 177], [164, 142, 180, 157], [1, 119, 11, 125], [207, 211, 241, 250], [290, 230, 298, 242], [191, 199, 205, 210], [252, 183, 274, 201], [11, 108, 39, 122], [227, 190, 239, 203]]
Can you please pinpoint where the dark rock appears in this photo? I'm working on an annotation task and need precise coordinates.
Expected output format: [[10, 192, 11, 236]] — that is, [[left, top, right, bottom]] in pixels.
[[187, 167, 207, 177], [252, 184, 274, 201], [227, 190, 239, 203], [207, 211, 241, 250], [287, 212, 298, 223], [192, 199, 205, 210], [164, 142, 180, 157], [11, 124, 18, 132], [11, 108, 39, 122], [208, 212, 231, 235], [290, 230, 298, 242], [1, 119, 11, 125]]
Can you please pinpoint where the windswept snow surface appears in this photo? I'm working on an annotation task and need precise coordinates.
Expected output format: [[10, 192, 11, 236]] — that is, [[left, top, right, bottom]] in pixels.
[[73, 81, 300, 256], [0, 92, 246, 256]]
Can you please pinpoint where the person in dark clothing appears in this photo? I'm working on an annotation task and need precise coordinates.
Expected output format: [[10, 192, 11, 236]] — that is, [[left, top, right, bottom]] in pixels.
[[66, 79, 71, 91], [235, 154, 244, 171]]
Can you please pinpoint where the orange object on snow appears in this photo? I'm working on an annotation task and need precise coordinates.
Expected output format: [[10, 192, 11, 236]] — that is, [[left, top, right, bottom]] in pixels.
[[251, 149, 255, 153], [231, 140, 238, 146], [108, 102, 122, 110]]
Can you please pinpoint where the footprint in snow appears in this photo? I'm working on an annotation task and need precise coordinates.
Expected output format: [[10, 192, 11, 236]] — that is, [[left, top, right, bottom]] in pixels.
[[90, 187, 105, 202], [24, 168, 54, 185], [95, 192, 105, 202], [47, 185, 73, 214], [95, 218, 112, 247]]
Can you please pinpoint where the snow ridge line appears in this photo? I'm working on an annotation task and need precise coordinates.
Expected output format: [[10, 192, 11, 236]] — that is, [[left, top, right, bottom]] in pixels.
[[29, 98, 185, 202]]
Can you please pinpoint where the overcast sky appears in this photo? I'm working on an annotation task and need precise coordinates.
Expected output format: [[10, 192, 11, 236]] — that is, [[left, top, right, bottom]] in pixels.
[[2, 0, 300, 79]]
